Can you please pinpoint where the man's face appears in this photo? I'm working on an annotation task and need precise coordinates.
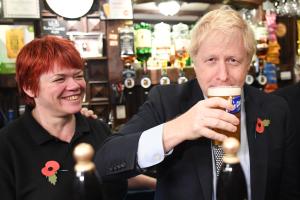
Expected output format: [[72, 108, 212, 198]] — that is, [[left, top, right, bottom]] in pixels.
[[194, 29, 250, 96], [33, 64, 86, 116]]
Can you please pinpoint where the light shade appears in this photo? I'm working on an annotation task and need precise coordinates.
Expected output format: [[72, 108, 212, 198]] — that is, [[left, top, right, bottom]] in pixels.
[[45, 0, 94, 19], [158, 1, 181, 16]]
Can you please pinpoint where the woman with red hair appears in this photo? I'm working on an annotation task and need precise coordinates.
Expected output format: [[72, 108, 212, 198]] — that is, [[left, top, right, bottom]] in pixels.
[[0, 36, 128, 200]]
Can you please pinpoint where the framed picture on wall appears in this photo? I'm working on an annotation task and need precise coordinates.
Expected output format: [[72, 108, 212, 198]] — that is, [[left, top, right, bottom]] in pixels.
[[0, 25, 35, 74], [2, 0, 40, 18], [100, 0, 133, 20], [68, 33, 104, 59]]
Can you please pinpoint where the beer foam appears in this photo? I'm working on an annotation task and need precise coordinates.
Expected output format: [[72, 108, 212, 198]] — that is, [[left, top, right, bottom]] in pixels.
[[207, 86, 241, 97]]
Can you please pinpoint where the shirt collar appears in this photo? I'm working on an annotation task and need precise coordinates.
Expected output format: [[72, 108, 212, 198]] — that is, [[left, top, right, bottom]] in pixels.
[[23, 108, 90, 145]]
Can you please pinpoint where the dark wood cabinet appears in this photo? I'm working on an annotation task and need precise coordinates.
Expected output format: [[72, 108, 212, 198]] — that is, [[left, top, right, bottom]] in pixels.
[[83, 58, 111, 122]]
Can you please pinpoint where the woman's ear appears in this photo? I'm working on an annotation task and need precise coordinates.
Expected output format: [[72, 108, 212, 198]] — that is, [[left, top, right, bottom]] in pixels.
[[23, 87, 35, 98]]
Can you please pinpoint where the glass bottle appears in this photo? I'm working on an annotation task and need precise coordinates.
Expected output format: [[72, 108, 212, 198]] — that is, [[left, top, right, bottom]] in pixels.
[[152, 22, 172, 85], [134, 22, 152, 89], [153, 22, 172, 67], [119, 25, 135, 64], [119, 25, 136, 90], [172, 23, 190, 83], [255, 22, 269, 59], [134, 22, 152, 64], [263, 62, 278, 93]]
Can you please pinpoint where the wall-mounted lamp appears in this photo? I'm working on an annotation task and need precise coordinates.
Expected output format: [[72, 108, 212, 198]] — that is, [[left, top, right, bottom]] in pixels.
[[157, 0, 181, 16]]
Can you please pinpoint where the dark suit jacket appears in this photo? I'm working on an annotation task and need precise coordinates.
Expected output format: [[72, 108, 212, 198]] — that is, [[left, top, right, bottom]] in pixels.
[[273, 82, 300, 188], [96, 79, 299, 200], [273, 83, 300, 141]]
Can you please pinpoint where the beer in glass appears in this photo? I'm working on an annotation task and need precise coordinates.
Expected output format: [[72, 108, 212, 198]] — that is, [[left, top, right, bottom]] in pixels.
[[207, 86, 241, 146]]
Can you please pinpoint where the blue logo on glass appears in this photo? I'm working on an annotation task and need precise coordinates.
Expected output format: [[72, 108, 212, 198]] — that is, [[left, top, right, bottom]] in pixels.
[[229, 96, 241, 114]]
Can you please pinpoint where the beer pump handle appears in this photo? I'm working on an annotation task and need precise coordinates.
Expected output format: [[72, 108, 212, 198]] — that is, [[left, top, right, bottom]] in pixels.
[[216, 137, 248, 200], [73, 143, 104, 200]]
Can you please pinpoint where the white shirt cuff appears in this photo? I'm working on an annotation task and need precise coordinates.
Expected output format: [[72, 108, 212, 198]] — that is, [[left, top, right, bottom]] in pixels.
[[137, 124, 165, 168]]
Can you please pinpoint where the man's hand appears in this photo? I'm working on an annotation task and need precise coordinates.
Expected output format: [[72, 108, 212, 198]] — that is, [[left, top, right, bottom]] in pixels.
[[80, 107, 98, 119], [163, 97, 239, 152]]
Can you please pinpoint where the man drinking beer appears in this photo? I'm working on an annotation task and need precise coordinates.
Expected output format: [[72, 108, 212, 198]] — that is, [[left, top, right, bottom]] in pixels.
[[95, 6, 299, 200]]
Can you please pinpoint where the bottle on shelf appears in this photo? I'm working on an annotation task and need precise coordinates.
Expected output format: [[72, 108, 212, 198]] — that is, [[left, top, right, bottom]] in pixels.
[[152, 22, 171, 85], [134, 22, 152, 89], [172, 23, 190, 84], [264, 62, 278, 93], [119, 25, 135, 65], [119, 25, 136, 89], [216, 137, 248, 200], [134, 22, 152, 65], [73, 143, 104, 200]]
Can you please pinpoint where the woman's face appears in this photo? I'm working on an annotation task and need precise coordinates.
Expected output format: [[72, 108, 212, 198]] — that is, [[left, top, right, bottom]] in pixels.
[[33, 64, 86, 116]]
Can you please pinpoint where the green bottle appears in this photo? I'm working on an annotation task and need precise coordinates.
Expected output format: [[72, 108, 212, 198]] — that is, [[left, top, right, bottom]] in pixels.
[[134, 22, 152, 63]]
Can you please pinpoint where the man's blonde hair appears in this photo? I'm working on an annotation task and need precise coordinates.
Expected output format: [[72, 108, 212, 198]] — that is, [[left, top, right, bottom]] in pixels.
[[188, 6, 256, 64]]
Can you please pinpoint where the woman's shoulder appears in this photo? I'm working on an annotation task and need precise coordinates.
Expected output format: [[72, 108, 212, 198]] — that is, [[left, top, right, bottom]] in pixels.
[[76, 113, 111, 138]]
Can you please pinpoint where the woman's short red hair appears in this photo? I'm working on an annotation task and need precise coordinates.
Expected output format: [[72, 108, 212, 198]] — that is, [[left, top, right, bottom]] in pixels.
[[16, 36, 84, 106]]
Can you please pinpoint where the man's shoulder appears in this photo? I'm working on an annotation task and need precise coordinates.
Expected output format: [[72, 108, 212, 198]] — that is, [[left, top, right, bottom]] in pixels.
[[273, 83, 300, 100], [273, 84, 300, 116], [245, 85, 288, 108]]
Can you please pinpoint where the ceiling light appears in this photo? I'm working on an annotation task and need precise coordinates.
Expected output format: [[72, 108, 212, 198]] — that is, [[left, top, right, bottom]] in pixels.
[[158, 0, 181, 16]]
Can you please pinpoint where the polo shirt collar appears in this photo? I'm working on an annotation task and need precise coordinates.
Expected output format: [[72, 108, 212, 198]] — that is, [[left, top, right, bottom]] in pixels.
[[22, 108, 90, 145]]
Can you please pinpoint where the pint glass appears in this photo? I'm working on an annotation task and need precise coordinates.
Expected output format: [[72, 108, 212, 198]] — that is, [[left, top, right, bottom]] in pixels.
[[207, 86, 241, 146]]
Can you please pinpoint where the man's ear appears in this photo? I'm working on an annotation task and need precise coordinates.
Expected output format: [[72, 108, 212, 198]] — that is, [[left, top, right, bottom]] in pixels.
[[23, 87, 35, 98]]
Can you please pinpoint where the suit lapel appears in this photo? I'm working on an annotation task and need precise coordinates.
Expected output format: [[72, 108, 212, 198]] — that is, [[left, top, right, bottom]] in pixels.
[[179, 79, 204, 114], [180, 80, 213, 200], [244, 86, 268, 200], [191, 140, 213, 200]]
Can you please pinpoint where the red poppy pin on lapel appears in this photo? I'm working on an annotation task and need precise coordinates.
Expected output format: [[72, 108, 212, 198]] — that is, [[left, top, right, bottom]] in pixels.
[[256, 118, 271, 134], [41, 160, 60, 185]]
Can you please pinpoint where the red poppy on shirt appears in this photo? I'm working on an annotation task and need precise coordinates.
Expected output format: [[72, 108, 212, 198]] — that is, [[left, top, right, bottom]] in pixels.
[[41, 160, 60, 177]]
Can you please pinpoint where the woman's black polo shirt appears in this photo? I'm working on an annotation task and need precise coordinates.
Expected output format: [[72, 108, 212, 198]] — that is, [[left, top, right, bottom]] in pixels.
[[0, 109, 127, 200]]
